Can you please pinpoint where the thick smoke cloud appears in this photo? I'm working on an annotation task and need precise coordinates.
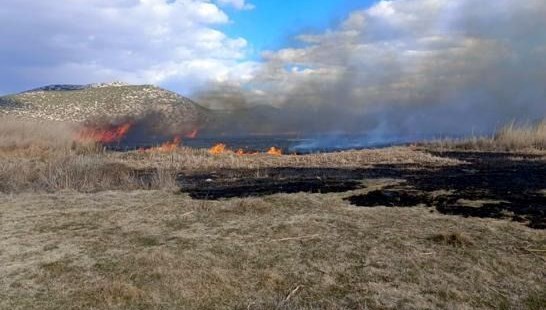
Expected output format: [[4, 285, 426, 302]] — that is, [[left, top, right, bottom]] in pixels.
[[197, 0, 546, 142]]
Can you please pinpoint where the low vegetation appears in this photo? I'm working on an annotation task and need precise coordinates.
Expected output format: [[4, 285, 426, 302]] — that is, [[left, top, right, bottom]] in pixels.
[[0, 117, 545, 309], [1, 191, 544, 309], [430, 120, 546, 151], [0, 116, 459, 194]]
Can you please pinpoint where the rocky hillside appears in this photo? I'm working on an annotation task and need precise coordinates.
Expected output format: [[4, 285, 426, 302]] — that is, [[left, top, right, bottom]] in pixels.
[[0, 83, 209, 131]]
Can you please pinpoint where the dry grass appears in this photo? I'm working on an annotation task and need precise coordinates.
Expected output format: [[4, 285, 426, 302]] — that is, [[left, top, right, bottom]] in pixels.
[[495, 121, 546, 150], [0, 190, 544, 309], [0, 117, 181, 192], [0, 116, 82, 152], [430, 120, 546, 152], [0, 143, 456, 194], [0, 118, 544, 309], [0, 117, 460, 193], [117, 145, 460, 171]]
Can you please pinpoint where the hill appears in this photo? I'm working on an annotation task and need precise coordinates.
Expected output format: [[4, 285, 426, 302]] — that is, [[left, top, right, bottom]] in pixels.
[[0, 83, 209, 132]]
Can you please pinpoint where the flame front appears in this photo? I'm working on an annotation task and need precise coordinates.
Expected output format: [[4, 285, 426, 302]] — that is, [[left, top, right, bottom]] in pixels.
[[78, 123, 132, 143], [235, 149, 259, 156], [209, 143, 227, 155], [209, 144, 282, 156], [267, 147, 283, 156], [155, 136, 181, 152], [141, 136, 182, 153]]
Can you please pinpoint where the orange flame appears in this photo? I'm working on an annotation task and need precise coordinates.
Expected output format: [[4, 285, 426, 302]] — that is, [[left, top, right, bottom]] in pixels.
[[209, 143, 282, 156], [235, 148, 259, 156], [267, 147, 283, 156], [141, 136, 182, 153], [78, 123, 132, 143], [209, 143, 227, 155]]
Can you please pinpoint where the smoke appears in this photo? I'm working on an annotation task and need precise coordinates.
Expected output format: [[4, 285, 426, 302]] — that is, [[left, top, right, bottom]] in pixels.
[[194, 0, 546, 146], [82, 109, 201, 145]]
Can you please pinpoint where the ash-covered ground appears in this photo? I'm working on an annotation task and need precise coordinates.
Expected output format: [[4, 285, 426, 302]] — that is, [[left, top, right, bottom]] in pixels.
[[178, 150, 546, 229]]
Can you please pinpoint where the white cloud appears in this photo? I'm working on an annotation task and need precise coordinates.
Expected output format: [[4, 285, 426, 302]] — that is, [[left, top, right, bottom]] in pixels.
[[216, 0, 255, 11], [0, 0, 256, 94]]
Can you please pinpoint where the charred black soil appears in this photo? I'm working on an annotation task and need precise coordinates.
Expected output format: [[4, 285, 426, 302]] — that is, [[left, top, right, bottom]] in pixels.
[[178, 168, 365, 199], [178, 151, 546, 229], [345, 151, 546, 229]]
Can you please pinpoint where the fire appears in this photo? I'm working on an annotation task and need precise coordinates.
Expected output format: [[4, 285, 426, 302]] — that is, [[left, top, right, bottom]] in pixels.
[[78, 123, 132, 143], [154, 136, 181, 153], [209, 143, 282, 156], [185, 129, 199, 139], [235, 149, 259, 156], [209, 143, 227, 155], [141, 136, 182, 153], [267, 146, 283, 156]]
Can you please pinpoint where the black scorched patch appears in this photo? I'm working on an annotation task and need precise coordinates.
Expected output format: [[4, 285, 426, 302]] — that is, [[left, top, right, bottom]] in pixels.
[[177, 168, 364, 200], [344, 151, 546, 229]]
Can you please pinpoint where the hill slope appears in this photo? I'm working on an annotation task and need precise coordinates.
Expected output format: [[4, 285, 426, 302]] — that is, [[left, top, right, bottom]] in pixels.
[[0, 83, 208, 131]]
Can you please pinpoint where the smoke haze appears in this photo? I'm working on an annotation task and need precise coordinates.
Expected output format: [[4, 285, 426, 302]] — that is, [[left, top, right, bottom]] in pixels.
[[195, 0, 546, 143]]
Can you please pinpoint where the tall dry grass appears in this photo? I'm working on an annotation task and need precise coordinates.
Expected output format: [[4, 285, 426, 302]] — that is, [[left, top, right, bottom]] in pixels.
[[494, 121, 546, 150], [0, 117, 177, 193], [0, 116, 78, 151], [430, 120, 546, 151]]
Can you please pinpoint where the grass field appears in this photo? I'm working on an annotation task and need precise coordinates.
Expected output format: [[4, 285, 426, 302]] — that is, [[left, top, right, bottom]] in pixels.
[[0, 117, 545, 309], [1, 190, 544, 310]]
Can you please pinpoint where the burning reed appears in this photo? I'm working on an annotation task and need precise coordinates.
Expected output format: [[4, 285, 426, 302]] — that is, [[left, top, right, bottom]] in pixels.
[[4, 115, 545, 194], [208, 143, 283, 156]]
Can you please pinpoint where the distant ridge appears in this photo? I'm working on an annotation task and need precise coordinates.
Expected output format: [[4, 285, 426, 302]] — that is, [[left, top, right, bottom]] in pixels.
[[24, 81, 129, 93], [0, 83, 209, 132]]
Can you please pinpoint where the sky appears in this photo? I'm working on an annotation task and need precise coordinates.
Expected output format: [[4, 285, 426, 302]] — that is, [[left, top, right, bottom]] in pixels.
[[221, 0, 374, 56], [0, 0, 374, 95], [1, 0, 545, 139]]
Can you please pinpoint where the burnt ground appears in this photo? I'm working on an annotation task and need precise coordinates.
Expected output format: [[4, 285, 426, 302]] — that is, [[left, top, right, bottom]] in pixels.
[[177, 151, 546, 229], [177, 168, 365, 200]]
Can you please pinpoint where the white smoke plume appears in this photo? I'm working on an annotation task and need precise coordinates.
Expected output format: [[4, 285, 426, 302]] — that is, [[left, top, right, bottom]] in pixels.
[[196, 0, 546, 143]]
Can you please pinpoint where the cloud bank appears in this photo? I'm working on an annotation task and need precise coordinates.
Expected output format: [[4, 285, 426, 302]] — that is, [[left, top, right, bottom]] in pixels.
[[198, 0, 546, 140], [0, 0, 256, 94]]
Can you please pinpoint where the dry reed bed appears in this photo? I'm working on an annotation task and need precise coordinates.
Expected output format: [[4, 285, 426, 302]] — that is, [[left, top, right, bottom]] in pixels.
[[0, 145, 461, 193], [430, 121, 546, 151], [2, 116, 546, 193]]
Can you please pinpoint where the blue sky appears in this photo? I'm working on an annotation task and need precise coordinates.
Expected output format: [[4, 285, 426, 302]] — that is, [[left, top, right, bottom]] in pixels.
[[221, 0, 375, 58]]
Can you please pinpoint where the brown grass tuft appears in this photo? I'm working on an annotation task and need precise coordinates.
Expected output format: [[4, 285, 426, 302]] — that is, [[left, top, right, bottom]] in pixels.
[[494, 121, 546, 150], [429, 120, 546, 151], [0, 117, 180, 192], [0, 116, 80, 152], [428, 232, 475, 247]]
